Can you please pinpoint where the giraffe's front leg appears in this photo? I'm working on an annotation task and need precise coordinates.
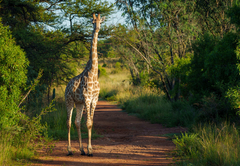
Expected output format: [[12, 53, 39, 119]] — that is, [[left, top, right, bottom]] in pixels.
[[85, 100, 94, 156], [75, 103, 85, 155], [87, 97, 98, 156]]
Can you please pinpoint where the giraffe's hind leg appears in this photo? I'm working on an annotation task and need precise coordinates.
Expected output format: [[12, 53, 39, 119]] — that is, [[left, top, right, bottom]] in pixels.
[[75, 103, 86, 155], [66, 97, 74, 156]]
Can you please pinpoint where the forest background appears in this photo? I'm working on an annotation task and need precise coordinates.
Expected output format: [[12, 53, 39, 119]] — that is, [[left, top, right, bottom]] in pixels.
[[1, 0, 240, 165]]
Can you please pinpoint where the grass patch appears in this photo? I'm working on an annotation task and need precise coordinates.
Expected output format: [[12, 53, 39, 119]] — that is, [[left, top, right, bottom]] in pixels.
[[173, 122, 240, 166], [119, 90, 196, 127], [99, 68, 197, 128]]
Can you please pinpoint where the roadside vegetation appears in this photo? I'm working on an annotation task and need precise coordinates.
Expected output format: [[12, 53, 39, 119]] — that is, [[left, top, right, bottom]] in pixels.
[[99, 59, 240, 165]]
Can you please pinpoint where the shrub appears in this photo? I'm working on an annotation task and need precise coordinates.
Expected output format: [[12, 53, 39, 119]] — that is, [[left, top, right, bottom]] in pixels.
[[98, 65, 108, 77], [186, 33, 240, 99], [0, 20, 55, 165], [111, 62, 122, 74], [0, 20, 29, 129], [195, 94, 234, 125], [173, 132, 200, 158], [115, 62, 121, 69]]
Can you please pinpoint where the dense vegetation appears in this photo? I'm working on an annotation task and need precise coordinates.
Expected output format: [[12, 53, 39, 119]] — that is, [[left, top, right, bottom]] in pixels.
[[0, 0, 114, 164], [1, 0, 240, 165]]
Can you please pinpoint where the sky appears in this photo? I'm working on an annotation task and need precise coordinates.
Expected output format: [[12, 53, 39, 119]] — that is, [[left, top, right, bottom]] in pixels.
[[105, 0, 126, 26], [45, 0, 126, 31]]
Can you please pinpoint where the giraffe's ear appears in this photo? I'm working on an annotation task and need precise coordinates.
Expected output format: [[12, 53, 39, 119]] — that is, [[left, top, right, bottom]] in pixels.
[[92, 13, 97, 23], [100, 16, 105, 23]]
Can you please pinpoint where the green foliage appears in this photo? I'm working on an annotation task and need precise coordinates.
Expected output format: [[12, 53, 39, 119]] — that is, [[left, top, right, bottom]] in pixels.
[[226, 87, 240, 116], [167, 55, 192, 79], [166, 55, 192, 98], [0, 101, 56, 165], [0, 21, 29, 128], [99, 88, 118, 101], [195, 0, 237, 37], [0, 22, 57, 164], [195, 94, 234, 125], [102, 64, 107, 67], [173, 132, 200, 158], [228, 4, 240, 29], [174, 122, 240, 166], [115, 62, 121, 69], [114, 0, 200, 100], [185, 33, 240, 100], [98, 65, 108, 77], [0, 0, 115, 104], [111, 62, 122, 74]]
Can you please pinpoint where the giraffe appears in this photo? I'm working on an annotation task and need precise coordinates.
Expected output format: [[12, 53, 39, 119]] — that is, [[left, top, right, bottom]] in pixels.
[[65, 13, 105, 156]]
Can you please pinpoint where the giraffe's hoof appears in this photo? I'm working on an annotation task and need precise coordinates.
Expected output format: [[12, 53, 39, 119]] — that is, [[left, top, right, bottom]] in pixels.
[[81, 151, 86, 155], [67, 152, 73, 156], [87, 154, 93, 157]]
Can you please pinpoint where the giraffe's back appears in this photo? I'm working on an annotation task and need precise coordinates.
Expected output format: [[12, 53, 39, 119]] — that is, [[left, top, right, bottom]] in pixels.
[[65, 70, 100, 104]]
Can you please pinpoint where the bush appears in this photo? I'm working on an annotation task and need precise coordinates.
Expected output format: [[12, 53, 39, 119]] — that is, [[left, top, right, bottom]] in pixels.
[[173, 132, 200, 158], [0, 20, 29, 129], [115, 62, 121, 69], [186, 33, 240, 99], [98, 65, 108, 77], [0, 20, 55, 165], [111, 62, 122, 74], [195, 94, 234, 125]]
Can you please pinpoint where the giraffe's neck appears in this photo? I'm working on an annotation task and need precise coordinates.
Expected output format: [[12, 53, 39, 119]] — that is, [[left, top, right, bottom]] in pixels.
[[89, 29, 99, 73]]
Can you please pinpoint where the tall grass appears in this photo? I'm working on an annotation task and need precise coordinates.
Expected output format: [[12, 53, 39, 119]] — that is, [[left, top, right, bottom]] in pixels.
[[99, 68, 131, 100], [0, 136, 40, 165], [173, 122, 240, 166], [0, 132, 13, 165], [42, 99, 90, 140], [99, 68, 196, 127], [0, 103, 54, 165], [120, 91, 196, 127]]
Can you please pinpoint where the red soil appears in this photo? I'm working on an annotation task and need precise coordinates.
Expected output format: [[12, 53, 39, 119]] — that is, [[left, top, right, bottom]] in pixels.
[[31, 100, 186, 166]]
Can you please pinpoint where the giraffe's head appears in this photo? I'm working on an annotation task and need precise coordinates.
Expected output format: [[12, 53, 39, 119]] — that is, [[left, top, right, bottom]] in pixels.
[[92, 13, 105, 32]]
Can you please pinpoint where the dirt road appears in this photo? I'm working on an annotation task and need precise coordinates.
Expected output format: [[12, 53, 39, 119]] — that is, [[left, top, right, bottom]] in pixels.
[[33, 101, 186, 166]]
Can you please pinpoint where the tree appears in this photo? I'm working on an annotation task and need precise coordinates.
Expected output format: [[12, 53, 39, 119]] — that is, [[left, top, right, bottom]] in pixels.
[[114, 0, 199, 101], [0, 0, 115, 103], [195, 0, 237, 37]]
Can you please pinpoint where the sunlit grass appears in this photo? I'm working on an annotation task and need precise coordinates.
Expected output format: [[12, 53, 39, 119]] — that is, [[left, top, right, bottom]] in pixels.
[[99, 68, 131, 101], [99, 68, 196, 127], [0, 132, 35, 165], [173, 122, 240, 166], [0, 133, 12, 165]]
